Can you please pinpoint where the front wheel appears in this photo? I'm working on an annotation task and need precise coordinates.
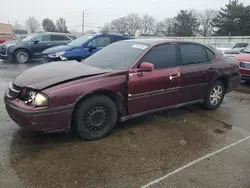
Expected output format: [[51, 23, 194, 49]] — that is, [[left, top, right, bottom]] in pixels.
[[14, 49, 30, 63], [73, 95, 118, 141], [203, 81, 225, 110]]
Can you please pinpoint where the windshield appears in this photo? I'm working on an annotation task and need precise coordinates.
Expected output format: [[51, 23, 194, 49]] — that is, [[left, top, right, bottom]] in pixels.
[[68, 35, 93, 47], [242, 45, 250, 53], [222, 42, 235, 48], [83, 42, 148, 70], [21, 34, 37, 41]]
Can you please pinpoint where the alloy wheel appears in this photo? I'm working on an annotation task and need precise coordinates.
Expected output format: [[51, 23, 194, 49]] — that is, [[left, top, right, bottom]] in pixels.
[[210, 85, 223, 106], [16, 51, 28, 63]]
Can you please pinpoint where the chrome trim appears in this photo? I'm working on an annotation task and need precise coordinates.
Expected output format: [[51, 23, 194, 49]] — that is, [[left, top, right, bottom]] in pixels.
[[180, 83, 207, 89], [9, 82, 21, 93], [128, 87, 179, 100], [120, 99, 204, 122], [0, 52, 7, 56]]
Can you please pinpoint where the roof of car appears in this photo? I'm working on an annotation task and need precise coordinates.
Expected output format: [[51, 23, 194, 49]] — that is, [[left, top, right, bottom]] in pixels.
[[123, 38, 177, 45], [36, 32, 75, 36], [123, 38, 206, 46], [88, 33, 133, 38]]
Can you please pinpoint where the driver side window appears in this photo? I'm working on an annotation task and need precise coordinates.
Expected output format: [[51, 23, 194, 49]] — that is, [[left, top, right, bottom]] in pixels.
[[88, 37, 111, 48]]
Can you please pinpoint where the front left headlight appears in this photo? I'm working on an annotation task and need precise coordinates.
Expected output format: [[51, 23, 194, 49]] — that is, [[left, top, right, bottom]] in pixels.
[[25, 91, 49, 106]]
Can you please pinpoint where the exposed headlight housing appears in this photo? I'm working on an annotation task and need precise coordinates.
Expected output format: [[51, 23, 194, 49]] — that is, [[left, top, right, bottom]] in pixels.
[[24, 91, 49, 107]]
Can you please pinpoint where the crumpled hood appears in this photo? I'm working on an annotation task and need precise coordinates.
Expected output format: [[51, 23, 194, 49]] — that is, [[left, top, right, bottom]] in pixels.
[[42, 45, 74, 54], [13, 61, 110, 89]]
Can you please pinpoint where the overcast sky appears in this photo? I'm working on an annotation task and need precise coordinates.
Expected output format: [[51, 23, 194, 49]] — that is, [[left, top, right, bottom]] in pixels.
[[1, 0, 250, 32]]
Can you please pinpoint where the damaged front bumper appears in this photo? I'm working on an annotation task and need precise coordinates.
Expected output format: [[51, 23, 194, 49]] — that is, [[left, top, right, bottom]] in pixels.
[[4, 96, 73, 131]]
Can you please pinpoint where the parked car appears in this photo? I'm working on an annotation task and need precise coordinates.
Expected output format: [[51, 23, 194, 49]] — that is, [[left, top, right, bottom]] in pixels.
[[216, 42, 248, 54], [4, 39, 240, 140], [42, 33, 133, 62], [0, 32, 77, 63], [234, 44, 250, 83], [0, 34, 13, 44]]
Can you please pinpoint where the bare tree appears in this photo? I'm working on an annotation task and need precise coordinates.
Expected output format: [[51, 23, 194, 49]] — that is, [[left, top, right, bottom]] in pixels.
[[56, 18, 69, 33], [156, 18, 175, 36], [109, 17, 129, 34], [140, 14, 156, 35], [126, 13, 141, 36], [25, 17, 40, 33], [101, 23, 115, 33], [13, 21, 22, 31], [197, 9, 218, 36]]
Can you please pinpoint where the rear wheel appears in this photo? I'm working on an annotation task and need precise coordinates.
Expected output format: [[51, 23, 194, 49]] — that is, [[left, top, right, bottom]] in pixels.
[[73, 95, 118, 141], [203, 81, 225, 110], [14, 49, 30, 63]]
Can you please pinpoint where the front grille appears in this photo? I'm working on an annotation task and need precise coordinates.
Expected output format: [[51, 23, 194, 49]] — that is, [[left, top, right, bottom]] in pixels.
[[7, 82, 22, 98], [239, 62, 250, 70]]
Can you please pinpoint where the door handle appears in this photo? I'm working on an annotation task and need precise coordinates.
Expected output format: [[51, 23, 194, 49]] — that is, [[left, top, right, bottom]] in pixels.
[[169, 72, 180, 81], [208, 68, 215, 72]]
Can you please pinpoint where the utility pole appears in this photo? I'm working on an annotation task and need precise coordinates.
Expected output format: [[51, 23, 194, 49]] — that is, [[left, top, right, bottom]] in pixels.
[[82, 10, 85, 36]]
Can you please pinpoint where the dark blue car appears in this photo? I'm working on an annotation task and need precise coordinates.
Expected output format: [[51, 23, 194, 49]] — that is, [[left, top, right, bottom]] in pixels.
[[0, 32, 76, 63], [42, 33, 133, 62]]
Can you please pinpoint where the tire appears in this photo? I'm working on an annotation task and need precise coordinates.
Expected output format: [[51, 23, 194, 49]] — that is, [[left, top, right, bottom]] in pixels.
[[14, 49, 30, 63], [74, 95, 118, 141], [203, 81, 225, 110]]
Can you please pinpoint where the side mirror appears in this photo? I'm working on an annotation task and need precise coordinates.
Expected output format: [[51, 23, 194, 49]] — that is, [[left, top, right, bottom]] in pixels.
[[137, 62, 154, 72], [88, 45, 97, 51], [32, 40, 39, 44]]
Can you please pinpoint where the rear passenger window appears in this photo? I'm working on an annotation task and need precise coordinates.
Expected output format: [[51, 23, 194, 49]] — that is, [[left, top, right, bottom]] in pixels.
[[180, 44, 207, 65], [140, 44, 177, 69], [205, 48, 214, 61], [52, 35, 70, 41]]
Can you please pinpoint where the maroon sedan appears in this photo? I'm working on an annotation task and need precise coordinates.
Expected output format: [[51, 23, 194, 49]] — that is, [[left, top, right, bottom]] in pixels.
[[4, 39, 240, 140]]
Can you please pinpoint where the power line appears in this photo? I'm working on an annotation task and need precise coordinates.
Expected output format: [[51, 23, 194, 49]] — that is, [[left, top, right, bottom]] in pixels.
[[82, 11, 84, 36]]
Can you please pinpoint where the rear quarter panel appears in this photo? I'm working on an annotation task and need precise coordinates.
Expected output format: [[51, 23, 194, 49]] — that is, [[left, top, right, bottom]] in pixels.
[[211, 55, 240, 90]]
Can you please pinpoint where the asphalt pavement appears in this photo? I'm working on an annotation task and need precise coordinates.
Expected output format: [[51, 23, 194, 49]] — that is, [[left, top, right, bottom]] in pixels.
[[0, 60, 250, 188]]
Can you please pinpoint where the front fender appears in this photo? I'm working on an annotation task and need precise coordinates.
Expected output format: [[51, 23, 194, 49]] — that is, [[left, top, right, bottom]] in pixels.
[[63, 48, 89, 59], [42, 72, 128, 109]]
